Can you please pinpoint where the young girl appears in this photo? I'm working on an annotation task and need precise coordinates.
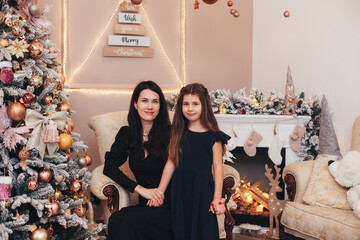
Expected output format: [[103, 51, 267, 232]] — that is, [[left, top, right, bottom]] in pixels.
[[153, 83, 230, 240]]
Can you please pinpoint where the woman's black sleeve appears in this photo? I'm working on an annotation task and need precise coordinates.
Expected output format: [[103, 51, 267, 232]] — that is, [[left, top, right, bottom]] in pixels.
[[103, 126, 138, 192]]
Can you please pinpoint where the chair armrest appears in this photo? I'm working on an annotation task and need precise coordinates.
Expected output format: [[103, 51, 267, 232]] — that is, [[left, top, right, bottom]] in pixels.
[[90, 164, 130, 213], [283, 161, 314, 203]]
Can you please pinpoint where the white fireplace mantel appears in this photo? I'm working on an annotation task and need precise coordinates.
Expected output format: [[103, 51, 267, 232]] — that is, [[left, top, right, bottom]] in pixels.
[[215, 114, 311, 165]]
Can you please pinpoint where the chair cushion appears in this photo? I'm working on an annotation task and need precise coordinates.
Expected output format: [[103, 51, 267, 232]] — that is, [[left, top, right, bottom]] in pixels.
[[281, 201, 360, 240], [302, 159, 351, 210]]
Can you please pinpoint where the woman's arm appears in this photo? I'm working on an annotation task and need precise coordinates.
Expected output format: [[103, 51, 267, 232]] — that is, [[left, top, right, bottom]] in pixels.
[[103, 127, 138, 192], [210, 141, 225, 215]]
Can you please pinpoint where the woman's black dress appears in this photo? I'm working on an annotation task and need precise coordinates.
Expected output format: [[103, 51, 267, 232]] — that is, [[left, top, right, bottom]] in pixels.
[[170, 130, 230, 240], [103, 126, 173, 240]]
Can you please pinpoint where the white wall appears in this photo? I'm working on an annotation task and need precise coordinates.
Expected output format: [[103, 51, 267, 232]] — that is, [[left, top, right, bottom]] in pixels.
[[253, 0, 360, 155]]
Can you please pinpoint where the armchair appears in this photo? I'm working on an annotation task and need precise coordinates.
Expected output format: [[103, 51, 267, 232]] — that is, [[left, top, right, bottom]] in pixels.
[[88, 111, 240, 240]]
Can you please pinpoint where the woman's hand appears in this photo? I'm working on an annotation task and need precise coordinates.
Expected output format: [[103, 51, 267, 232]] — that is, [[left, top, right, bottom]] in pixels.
[[134, 185, 164, 202], [209, 198, 226, 215]]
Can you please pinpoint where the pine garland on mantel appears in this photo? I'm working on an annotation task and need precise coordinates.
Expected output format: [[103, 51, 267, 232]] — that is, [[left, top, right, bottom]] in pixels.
[[166, 88, 322, 160]]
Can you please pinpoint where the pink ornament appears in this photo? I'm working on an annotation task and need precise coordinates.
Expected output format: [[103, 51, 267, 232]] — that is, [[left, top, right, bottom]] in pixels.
[[0, 176, 11, 200], [0, 61, 14, 84]]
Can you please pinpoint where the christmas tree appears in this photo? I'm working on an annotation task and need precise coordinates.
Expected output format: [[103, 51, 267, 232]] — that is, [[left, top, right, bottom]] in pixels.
[[0, 0, 105, 239]]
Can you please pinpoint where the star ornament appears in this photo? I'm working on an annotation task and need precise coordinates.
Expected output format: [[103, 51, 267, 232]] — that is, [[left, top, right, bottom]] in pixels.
[[7, 39, 29, 58]]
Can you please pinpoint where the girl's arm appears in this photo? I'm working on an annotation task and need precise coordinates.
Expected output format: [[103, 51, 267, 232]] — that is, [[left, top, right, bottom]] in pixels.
[[147, 158, 176, 207], [210, 141, 226, 215]]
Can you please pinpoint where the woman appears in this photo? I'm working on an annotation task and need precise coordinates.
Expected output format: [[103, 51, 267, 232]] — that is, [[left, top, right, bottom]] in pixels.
[[103, 81, 173, 240]]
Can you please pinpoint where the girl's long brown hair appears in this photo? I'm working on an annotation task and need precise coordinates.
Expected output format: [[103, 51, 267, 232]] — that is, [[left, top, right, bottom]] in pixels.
[[168, 83, 224, 166]]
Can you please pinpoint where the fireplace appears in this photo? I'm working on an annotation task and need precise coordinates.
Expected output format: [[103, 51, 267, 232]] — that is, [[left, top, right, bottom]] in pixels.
[[215, 114, 310, 226]]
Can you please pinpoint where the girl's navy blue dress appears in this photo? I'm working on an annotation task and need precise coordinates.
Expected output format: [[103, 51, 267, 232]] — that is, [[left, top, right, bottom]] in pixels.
[[171, 130, 230, 240], [104, 126, 173, 240]]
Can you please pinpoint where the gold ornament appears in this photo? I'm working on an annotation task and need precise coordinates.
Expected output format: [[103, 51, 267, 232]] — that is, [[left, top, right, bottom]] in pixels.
[[64, 120, 74, 134], [74, 205, 86, 217], [11, 24, 23, 36], [0, 12, 5, 24], [39, 169, 52, 183], [30, 227, 49, 240], [54, 189, 63, 200], [43, 78, 62, 91], [28, 40, 44, 59], [78, 157, 87, 167], [28, 75, 43, 88], [44, 94, 53, 106], [7, 102, 26, 121], [84, 154, 93, 166], [27, 178, 38, 191], [69, 179, 84, 195], [51, 201, 61, 215], [219, 104, 227, 114], [59, 133, 72, 150], [0, 39, 8, 47], [63, 209, 71, 216], [283, 10, 290, 18], [18, 147, 30, 161], [57, 72, 66, 85], [28, 4, 40, 16], [7, 39, 29, 58], [57, 102, 71, 113]]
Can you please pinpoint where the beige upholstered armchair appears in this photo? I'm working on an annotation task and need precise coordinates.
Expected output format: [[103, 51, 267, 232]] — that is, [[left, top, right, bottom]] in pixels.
[[88, 111, 241, 240]]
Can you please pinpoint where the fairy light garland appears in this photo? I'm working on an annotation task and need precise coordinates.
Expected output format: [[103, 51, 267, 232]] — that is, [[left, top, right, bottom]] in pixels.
[[64, 88, 181, 95], [62, 0, 68, 77], [62, 0, 186, 93]]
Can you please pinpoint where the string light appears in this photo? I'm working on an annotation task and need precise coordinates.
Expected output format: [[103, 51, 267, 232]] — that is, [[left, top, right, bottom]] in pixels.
[[66, 0, 123, 85], [62, 0, 68, 77], [64, 88, 181, 95], [181, 0, 187, 86]]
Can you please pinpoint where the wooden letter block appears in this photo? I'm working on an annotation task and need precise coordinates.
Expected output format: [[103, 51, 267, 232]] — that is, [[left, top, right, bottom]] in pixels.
[[108, 35, 150, 47], [103, 46, 153, 58], [120, 1, 139, 12], [114, 24, 145, 36], [119, 13, 141, 24]]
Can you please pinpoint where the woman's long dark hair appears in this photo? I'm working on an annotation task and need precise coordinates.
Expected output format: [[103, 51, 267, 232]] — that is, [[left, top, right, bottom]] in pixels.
[[128, 81, 171, 161], [168, 83, 222, 166]]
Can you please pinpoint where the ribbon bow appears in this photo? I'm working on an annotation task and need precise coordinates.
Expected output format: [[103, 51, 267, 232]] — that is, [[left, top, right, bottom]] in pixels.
[[25, 109, 67, 159]]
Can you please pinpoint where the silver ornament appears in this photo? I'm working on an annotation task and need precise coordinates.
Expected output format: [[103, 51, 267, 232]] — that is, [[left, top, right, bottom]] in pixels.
[[54, 174, 64, 183], [78, 157, 88, 167], [28, 4, 40, 16]]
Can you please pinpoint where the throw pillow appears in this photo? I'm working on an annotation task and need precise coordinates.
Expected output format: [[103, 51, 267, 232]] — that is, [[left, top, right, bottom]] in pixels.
[[302, 159, 351, 210]]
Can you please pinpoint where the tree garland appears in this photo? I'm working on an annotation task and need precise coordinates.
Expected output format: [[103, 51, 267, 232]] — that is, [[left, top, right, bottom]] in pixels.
[[167, 88, 322, 160]]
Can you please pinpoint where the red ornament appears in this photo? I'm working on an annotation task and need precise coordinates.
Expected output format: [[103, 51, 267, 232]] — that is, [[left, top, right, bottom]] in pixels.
[[28, 40, 44, 59], [48, 225, 53, 237], [227, 1, 233, 6], [202, 0, 217, 4], [27, 178, 38, 190], [18, 147, 30, 161], [7, 102, 26, 121], [0, 61, 14, 84], [23, 93, 34, 104], [84, 154, 93, 166], [69, 179, 84, 195], [39, 169, 52, 183], [74, 205, 86, 217], [283, 10, 290, 18], [194, 0, 199, 9]]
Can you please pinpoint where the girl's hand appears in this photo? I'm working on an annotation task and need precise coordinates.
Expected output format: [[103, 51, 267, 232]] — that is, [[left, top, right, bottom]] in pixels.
[[135, 186, 164, 202], [209, 198, 226, 215], [147, 199, 164, 207]]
